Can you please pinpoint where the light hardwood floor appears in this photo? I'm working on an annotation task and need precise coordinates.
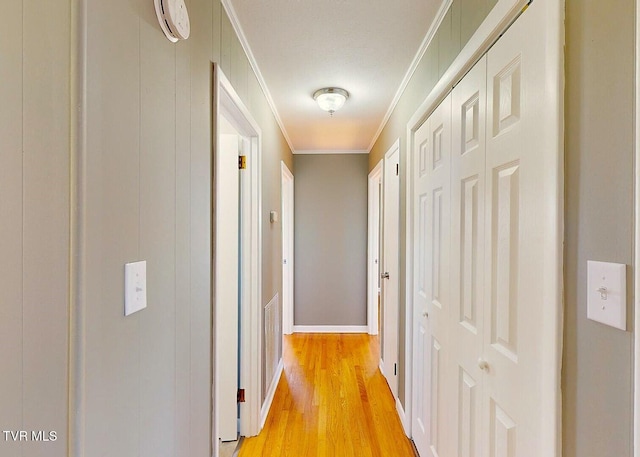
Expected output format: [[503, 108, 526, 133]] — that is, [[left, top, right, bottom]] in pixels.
[[239, 333, 416, 457]]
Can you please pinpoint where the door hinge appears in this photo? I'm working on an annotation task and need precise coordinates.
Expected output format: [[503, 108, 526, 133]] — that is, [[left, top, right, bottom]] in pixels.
[[395, 164, 399, 176], [237, 388, 245, 403], [238, 155, 247, 170], [394, 363, 397, 376]]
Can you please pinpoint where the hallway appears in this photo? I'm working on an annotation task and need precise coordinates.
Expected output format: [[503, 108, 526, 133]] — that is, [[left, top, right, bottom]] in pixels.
[[239, 334, 415, 457]]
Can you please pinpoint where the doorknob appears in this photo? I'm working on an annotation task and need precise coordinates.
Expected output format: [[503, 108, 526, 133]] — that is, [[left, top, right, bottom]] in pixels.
[[478, 358, 490, 372], [422, 311, 429, 318], [381, 272, 390, 279]]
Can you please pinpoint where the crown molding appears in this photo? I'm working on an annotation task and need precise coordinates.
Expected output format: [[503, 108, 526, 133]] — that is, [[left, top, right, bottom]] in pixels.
[[293, 149, 369, 155], [221, 0, 295, 153], [366, 0, 453, 153]]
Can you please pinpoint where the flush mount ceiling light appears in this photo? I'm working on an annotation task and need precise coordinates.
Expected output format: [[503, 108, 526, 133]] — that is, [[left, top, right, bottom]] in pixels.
[[313, 87, 349, 115], [154, 0, 191, 43]]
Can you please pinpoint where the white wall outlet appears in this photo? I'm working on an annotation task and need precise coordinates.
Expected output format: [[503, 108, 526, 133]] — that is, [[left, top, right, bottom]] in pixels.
[[125, 261, 147, 316], [587, 260, 626, 330]]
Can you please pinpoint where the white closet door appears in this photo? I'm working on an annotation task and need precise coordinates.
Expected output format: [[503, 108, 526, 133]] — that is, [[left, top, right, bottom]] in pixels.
[[412, 94, 452, 457], [450, 55, 487, 457], [411, 116, 432, 456], [482, 2, 560, 455]]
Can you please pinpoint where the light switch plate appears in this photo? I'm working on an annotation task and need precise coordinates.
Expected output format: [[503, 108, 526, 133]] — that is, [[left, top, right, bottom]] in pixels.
[[125, 261, 147, 316], [587, 260, 626, 330]]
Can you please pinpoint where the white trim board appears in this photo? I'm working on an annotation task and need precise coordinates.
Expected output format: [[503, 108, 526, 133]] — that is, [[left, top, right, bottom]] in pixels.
[[396, 397, 410, 436], [403, 0, 537, 441], [366, 0, 453, 153], [367, 159, 383, 335], [260, 358, 284, 428], [292, 325, 369, 334]]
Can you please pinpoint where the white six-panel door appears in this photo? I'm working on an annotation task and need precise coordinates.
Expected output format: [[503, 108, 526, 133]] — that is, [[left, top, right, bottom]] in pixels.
[[450, 55, 487, 457], [412, 1, 562, 455], [412, 96, 452, 457], [411, 118, 431, 455], [480, 3, 557, 454]]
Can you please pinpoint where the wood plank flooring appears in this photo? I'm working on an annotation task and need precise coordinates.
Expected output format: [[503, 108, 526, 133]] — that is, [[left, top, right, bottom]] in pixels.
[[239, 333, 416, 457]]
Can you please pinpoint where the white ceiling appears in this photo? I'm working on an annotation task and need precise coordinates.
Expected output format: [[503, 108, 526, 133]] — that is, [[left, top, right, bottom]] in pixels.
[[224, 0, 446, 153]]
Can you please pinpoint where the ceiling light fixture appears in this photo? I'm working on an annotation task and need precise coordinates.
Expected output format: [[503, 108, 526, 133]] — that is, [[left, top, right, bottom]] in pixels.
[[313, 87, 349, 115]]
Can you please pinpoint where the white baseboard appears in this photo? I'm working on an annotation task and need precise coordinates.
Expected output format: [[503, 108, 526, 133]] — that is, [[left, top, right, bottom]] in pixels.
[[292, 325, 369, 334], [260, 358, 283, 428], [396, 397, 410, 435]]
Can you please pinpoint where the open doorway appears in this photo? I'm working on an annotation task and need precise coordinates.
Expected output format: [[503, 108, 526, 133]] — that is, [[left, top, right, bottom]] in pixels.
[[216, 114, 243, 446], [213, 66, 263, 457]]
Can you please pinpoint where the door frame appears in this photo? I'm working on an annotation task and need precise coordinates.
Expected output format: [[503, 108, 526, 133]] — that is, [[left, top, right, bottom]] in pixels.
[[281, 161, 294, 335], [368, 159, 383, 335], [213, 65, 263, 452], [404, 0, 562, 442]]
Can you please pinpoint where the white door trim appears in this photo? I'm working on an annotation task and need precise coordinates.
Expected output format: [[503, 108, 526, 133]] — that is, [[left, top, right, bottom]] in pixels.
[[368, 159, 383, 335], [634, 0, 640, 453], [404, 0, 556, 442], [213, 66, 263, 452], [281, 161, 294, 335]]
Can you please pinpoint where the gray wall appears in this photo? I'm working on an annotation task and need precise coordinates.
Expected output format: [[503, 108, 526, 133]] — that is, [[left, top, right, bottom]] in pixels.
[[0, 0, 292, 456], [369, 0, 497, 410], [80, 2, 291, 454], [0, 1, 70, 455], [563, 0, 635, 455], [80, 1, 213, 453], [294, 154, 369, 327]]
